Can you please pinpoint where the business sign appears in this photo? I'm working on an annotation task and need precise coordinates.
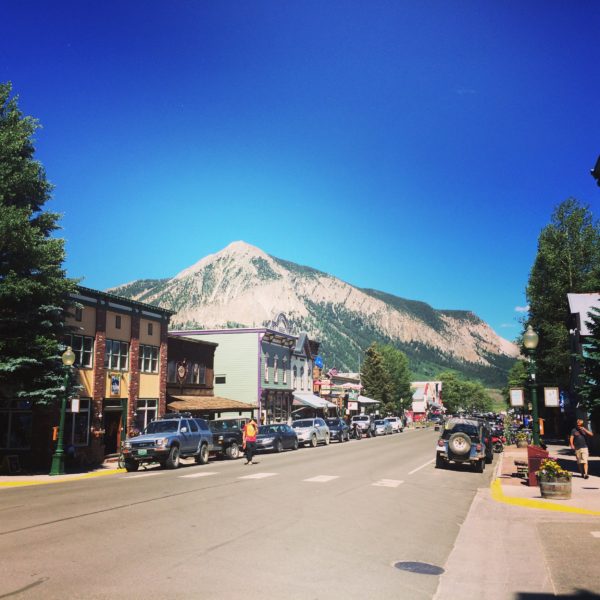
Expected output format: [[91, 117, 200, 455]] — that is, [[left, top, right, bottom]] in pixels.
[[110, 374, 121, 396], [509, 388, 524, 407], [314, 355, 323, 369], [544, 387, 560, 407], [348, 401, 358, 411], [70, 397, 80, 413]]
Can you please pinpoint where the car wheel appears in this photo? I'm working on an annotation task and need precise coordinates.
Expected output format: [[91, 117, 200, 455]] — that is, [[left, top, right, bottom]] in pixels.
[[435, 454, 445, 469], [310, 434, 318, 448], [448, 432, 472, 456], [324, 433, 330, 446], [485, 452, 493, 464], [226, 442, 240, 460], [195, 444, 209, 465], [275, 439, 283, 453], [292, 439, 299, 450], [166, 445, 180, 469], [124, 460, 139, 472], [475, 459, 484, 473]]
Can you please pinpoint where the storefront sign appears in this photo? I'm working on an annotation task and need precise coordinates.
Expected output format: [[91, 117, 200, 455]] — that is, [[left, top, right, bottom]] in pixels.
[[348, 401, 358, 411], [110, 374, 120, 396], [544, 387, 560, 407], [509, 388, 524, 407]]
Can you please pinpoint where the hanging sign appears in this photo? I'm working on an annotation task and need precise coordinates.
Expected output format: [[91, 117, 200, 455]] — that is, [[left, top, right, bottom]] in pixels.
[[71, 397, 80, 413], [544, 387, 560, 407], [509, 388, 524, 407]]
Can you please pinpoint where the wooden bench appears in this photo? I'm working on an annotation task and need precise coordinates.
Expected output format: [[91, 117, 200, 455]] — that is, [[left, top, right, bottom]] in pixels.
[[514, 459, 528, 478]]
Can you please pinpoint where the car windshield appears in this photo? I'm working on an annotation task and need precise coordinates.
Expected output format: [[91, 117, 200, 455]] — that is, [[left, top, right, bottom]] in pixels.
[[259, 425, 278, 434], [210, 421, 238, 431], [292, 420, 313, 428], [144, 421, 178, 434], [375, 420, 385, 425], [353, 416, 369, 422]]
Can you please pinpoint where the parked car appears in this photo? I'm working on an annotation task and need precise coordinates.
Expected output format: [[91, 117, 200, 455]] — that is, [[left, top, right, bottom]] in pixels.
[[325, 417, 350, 442], [374, 419, 393, 435], [255, 424, 299, 452], [435, 418, 487, 472], [121, 413, 213, 471], [385, 416, 404, 433], [351, 414, 375, 437], [291, 418, 330, 447], [209, 418, 248, 460]]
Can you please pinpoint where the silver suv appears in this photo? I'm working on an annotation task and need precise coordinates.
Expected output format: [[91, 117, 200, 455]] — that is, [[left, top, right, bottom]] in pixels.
[[291, 418, 330, 447], [351, 414, 376, 437]]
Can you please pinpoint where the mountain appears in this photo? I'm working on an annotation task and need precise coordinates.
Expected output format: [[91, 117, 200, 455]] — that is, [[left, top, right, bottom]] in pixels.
[[108, 241, 518, 386]]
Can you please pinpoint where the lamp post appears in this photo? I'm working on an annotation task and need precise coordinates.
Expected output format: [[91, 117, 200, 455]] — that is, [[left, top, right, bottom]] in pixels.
[[523, 325, 540, 447], [49, 346, 76, 476]]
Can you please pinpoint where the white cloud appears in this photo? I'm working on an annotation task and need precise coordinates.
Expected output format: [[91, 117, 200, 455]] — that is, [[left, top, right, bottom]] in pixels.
[[514, 305, 529, 313]]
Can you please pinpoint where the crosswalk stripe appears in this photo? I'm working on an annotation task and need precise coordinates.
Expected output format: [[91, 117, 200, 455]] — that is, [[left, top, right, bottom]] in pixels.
[[179, 472, 218, 478], [303, 475, 340, 483], [238, 472, 278, 480], [372, 479, 404, 488], [591, 531, 600, 538]]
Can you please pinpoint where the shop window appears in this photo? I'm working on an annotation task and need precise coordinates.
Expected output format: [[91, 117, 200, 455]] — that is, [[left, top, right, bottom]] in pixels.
[[0, 400, 33, 449], [138, 345, 159, 373], [65, 399, 91, 446], [105, 339, 129, 370], [135, 399, 157, 432], [66, 334, 94, 368]]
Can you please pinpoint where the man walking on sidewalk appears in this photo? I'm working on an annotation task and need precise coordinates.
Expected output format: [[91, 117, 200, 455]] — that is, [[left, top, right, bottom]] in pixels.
[[243, 417, 258, 465], [570, 419, 593, 479]]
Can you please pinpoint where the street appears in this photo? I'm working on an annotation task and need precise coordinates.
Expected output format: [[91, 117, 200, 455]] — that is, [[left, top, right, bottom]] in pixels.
[[0, 429, 494, 599]]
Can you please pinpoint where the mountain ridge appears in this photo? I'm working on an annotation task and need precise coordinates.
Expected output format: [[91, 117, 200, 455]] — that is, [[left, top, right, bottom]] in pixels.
[[107, 241, 518, 386]]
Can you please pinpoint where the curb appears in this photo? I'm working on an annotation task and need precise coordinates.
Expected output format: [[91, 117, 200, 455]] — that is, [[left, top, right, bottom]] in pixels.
[[0, 468, 125, 488]]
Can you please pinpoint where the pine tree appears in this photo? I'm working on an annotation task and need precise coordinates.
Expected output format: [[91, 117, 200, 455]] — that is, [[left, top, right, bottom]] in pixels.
[[379, 344, 412, 414], [0, 82, 76, 404], [360, 343, 392, 410], [579, 307, 600, 423]]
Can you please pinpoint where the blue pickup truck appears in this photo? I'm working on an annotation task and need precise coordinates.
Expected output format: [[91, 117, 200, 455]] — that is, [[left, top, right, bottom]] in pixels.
[[121, 413, 214, 472]]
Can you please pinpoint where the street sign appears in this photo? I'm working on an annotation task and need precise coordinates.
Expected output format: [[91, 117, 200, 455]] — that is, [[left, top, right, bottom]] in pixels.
[[315, 356, 323, 368]]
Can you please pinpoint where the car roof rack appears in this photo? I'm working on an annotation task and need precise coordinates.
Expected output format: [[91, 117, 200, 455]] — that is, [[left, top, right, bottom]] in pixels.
[[160, 412, 192, 419]]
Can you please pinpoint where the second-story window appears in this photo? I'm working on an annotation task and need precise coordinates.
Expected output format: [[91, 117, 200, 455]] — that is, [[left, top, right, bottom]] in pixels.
[[264, 354, 269, 382], [282, 356, 287, 384], [65, 334, 94, 368], [115, 315, 122, 329], [148, 323, 153, 336], [274, 356, 279, 383], [138, 345, 159, 373], [300, 366, 305, 390], [105, 339, 129, 370], [75, 306, 83, 322], [293, 366, 297, 389]]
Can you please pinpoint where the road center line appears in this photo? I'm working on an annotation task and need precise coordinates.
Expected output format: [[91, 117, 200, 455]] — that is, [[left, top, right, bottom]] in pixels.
[[179, 472, 218, 478], [408, 459, 435, 475], [238, 472, 278, 480]]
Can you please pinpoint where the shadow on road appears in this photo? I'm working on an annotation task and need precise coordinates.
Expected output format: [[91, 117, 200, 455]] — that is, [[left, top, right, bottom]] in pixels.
[[516, 590, 600, 599]]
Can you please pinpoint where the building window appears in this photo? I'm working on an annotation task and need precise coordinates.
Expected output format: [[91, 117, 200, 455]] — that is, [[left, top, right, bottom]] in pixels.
[[75, 306, 83, 322], [105, 339, 129, 370], [293, 366, 297, 389], [215, 375, 226, 384], [283, 356, 287, 384], [138, 345, 159, 373], [66, 334, 94, 368], [300, 366, 305, 390], [273, 356, 279, 383], [188, 362, 206, 385], [115, 315, 122, 329], [148, 322, 153, 336], [0, 399, 33, 449], [65, 398, 91, 446], [264, 354, 269, 382], [135, 399, 157, 432]]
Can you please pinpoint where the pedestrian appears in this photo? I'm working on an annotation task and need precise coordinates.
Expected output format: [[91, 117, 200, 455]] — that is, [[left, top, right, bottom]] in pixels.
[[569, 419, 593, 479], [242, 416, 258, 465]]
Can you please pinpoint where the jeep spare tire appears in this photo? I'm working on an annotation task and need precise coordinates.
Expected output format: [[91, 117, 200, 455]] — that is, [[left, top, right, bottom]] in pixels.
[[448, 432, 471, 455]]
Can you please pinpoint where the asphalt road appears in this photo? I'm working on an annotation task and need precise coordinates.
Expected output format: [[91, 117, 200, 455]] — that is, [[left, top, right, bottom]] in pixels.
[[0, 428, 495, 600]]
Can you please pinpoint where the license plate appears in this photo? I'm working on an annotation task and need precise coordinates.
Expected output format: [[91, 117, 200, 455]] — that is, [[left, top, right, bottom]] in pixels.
[[136, 449, 147, 456]]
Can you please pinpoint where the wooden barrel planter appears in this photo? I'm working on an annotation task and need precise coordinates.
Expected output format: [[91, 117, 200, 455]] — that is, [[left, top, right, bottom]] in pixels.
[[539, 478, 572, 500]]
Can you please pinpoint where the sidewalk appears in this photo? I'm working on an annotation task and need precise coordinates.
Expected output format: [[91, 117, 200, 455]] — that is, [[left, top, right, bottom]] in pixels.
[[435, 444, 600, 599]]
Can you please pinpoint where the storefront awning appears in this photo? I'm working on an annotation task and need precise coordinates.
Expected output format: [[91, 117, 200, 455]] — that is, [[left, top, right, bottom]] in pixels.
[[293, 392, 337, 409], [167, 395, 256, 412], [357, 395, 381, 405]]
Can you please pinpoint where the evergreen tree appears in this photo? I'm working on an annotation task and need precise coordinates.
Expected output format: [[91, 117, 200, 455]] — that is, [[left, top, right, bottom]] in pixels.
[[526, 198, 600, 392], [379, 344, 412, 414], [578, 307, 600, 423], [0, 82, 76, 404], [502, 359, 528, 408], [360, 343, 392, 411]]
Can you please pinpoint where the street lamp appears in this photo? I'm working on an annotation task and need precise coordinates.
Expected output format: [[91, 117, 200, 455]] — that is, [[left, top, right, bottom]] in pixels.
[[49, 346, 76, 476], [523, 325, 540, 446]]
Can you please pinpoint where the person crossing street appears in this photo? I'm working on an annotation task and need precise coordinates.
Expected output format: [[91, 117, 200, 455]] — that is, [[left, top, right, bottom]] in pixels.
[[242, 417, 258, 465]]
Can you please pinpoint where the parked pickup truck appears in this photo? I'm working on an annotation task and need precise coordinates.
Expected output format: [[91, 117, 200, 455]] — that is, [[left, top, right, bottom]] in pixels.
[[121, 413, 214, 472], [209, 418, 249, 460]]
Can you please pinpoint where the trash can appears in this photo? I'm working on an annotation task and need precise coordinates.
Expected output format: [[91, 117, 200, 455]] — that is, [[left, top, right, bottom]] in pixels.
[[527, 444, 549, 486]]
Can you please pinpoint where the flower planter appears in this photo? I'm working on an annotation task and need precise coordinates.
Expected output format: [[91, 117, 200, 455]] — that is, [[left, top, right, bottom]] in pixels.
[[539, 478, 572, 500], [516, 439, 528, 448]]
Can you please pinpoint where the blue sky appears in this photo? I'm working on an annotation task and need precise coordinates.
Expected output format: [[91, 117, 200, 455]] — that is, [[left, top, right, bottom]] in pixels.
[[2, 1, 599, 339]]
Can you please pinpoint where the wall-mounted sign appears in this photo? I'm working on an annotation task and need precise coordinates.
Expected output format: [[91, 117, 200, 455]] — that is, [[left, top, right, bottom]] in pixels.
[[544, 387, 560, 407], [509, 388, 524, 407], [348, 401, 358, 411], [314, 355, 323, 369], [71, 397, 80, 413], [110, 374, 121, 396]]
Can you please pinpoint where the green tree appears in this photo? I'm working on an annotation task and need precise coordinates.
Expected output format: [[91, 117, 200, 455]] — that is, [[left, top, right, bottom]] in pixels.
[[502, 359, 528, 407], [0, 82, 76, 404], [439, 371, 493, 414], [360, 343, 392, 411], [526, 199, 600, 392], [379, 344, 412, 414], [578, 307, 600, 424]]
